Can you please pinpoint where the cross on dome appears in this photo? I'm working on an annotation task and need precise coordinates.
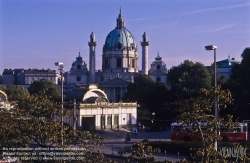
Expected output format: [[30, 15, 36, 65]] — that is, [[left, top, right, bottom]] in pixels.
[[155, 52, 162, 61]]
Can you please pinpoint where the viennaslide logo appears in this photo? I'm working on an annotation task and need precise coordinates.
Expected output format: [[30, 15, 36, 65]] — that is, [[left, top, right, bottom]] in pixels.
[[219, 143, 248, 162]]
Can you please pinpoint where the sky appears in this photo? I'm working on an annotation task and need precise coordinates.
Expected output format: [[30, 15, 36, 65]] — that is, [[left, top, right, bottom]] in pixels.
[[0, 0, 250, 74]]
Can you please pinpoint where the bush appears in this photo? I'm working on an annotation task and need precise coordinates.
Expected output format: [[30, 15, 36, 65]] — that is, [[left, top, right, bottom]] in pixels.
[[147, 141, 250, 155], [141, 139, 149, 143]]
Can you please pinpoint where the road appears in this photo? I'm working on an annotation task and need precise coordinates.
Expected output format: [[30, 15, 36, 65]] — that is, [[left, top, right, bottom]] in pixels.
[[3, 129, 186, 163], [94, 128, 188, 162]]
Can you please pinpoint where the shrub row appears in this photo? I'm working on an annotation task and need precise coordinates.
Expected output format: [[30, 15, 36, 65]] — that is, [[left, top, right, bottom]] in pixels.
[[148, 141, 250, 155]]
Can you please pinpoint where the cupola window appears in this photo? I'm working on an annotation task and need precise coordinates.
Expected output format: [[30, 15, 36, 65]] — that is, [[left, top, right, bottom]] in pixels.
[[157, 77, 161, 82], [157, 65, 161, 69], [77, 65, 81, 69], [117, 43, 122, 49]]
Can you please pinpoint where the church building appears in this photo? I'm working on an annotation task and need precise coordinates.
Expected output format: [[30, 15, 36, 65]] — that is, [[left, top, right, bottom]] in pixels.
[[64, 10, 168, 102]]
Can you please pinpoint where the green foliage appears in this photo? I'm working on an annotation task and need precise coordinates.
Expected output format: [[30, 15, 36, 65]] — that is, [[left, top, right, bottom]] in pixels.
[[29, 79, 61, 101], [171, 86, 243, 162], [0, 91, 109, 163], [125, 141, 161, 163], [122, 75, 169, 120], [167, 60, 212, 99], [229, 47, 250, 120], [0, 84, 30, 101], [175, 86, 234, 145]]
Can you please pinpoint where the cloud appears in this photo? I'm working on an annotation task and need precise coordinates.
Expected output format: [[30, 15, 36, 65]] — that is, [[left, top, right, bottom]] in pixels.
[[127, 2, 250, 21], [179, 3, 250, 16], [167, 23, 238, 38]]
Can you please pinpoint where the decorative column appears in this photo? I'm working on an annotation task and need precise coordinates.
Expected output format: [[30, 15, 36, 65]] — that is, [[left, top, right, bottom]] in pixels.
[[88, 32, 97, 84], [141, 32, 149, 75]]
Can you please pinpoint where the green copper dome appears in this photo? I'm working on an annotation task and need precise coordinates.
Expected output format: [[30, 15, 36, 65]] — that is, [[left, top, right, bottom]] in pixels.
[[104, 10, 136, 51], [105, 28, 136, 50]]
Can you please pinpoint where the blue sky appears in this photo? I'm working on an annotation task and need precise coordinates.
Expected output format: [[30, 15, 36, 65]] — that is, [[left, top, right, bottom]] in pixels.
[[0, 0, 249, 73]]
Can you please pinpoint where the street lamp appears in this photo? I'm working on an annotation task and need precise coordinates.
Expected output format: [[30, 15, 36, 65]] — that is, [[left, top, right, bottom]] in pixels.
[[55, 62, 64, 146], [205, 45, 218, 151], [152, 112, 155, 123]]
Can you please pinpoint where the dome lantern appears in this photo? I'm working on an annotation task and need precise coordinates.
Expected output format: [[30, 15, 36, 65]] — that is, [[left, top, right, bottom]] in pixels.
[[104, 9, 136, 51], [116, 7, 125, 29]]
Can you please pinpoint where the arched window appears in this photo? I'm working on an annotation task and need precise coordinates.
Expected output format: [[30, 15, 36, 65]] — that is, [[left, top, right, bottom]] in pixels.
[[77, 64, 81, 69], [157, 65, 161, 69], [117, 58, 121, 68], [156, 77, 161, 82]]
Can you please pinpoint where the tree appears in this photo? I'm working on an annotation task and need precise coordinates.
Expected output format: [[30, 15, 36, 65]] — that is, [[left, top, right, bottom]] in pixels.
[[167, 60, 212, 99], [0, 91, 114, 163], [126, 141, 161, 163], [172, 86, 240, 162], [29, 79, 61, 101], [229, 47, 250, 120], [122, 75, 169, 120], [0, 84, 30, 101]]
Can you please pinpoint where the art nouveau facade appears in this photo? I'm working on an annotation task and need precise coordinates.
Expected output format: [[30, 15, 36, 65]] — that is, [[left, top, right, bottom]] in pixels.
[[0, 90, 11, 110], [62, 85, 137, 131]]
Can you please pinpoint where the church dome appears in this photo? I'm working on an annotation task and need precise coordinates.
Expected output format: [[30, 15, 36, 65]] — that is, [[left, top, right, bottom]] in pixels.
[[104, 9, 136, 51], [105, 29, 136, 50]]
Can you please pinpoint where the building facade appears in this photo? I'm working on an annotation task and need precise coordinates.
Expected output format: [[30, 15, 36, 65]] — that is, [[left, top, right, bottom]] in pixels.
[[65, 10, 168, 102], [62, 85, 137, 131], [216, 56, 240, 80], [148, 52, 167, 83], [1, 68, 60, 86]]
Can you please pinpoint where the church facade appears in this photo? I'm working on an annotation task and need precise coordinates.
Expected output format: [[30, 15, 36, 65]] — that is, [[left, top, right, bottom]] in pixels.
[[64, 10, 168, 102]]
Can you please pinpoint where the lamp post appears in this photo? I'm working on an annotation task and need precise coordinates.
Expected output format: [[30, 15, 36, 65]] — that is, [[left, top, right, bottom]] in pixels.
[[55, 62, 64, 146], [73, 98, 77, 135], [205, 45, 218, 151], [152, 112, 155, 123]]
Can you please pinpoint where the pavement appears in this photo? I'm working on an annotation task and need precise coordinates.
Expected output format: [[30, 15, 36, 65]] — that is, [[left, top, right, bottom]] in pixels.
[[2, 128, 187, 163], [93, 128, 188, 162]]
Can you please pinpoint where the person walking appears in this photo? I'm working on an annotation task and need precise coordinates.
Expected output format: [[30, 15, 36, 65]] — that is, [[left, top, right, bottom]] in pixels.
[[125, 133, 131, 142]]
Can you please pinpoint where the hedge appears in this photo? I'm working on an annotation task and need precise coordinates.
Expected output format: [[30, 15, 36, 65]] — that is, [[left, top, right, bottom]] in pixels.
[[148, 141, 250, 155]]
